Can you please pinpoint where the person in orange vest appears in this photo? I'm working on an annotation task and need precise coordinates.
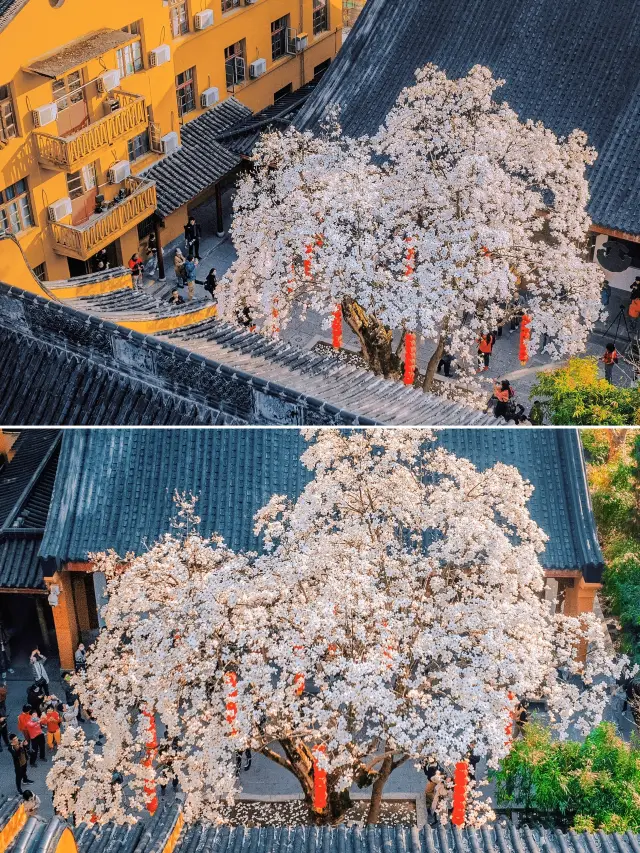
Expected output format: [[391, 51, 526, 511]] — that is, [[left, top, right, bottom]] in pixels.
[[493, 379, 514, 419], [602, 342, 619, 383], [477, 333, 495, 371], [43, 703, 62, 750]]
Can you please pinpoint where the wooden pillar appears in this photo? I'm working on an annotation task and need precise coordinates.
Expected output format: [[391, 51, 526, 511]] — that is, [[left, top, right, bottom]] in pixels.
[[46, 571, 79, 671], [562, 576, 601, 662], [215, 183, 224, 238], [33, 596, 51, 652], [154, 218, 166, 281]]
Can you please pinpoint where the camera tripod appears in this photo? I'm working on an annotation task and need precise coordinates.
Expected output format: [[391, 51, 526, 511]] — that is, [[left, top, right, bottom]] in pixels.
[[601, 303, 634, 347]]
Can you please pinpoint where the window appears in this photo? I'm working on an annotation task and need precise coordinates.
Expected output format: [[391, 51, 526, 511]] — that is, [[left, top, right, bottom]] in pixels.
[[128, 130, 151, 162], [224, 41, 246, 90], [221, 0, 240, 11], [117, 25, 143, 77], [312, 0, 328, 34], [33, 262, 47, 282], [175, 67, 196, 117], [137, 216, 155, 241], [274, 83, 292, 103], [313, 58, 331, 78], [0, 179, 34, 235], [170, 2, 189, 37], [271, 15, 289, 60], [66, 163, 97, 200], [0, 84, 17, 141], [52, 70, 83, 111]]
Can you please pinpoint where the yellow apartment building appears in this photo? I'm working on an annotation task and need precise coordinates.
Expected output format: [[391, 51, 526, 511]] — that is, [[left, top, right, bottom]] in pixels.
[[0, 0, 341, 281]]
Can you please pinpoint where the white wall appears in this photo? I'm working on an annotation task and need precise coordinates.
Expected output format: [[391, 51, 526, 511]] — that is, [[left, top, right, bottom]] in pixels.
[[594, 234, 639, 292]]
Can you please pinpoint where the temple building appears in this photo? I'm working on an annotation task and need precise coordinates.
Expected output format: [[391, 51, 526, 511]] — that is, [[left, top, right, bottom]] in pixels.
[[0, 428, 603, 671]]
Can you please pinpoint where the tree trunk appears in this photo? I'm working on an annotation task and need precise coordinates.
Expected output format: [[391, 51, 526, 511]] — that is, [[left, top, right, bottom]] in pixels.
[[342, 297, 403, 380], [422, 333, 446, 392], [268, 740, 352, 825], [365, 754, 394, 825]]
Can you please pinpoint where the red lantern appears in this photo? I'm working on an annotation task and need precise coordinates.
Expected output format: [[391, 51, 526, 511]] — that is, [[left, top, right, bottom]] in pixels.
[[304, 243, 313, 278], [312, 745, 328, 810], [403, 332, 417, 386], [225, 671, 238, 736], [519, 315, 531, 365], [332, 305, 343, 349], [451, 761, 468, 827], [505, 691, 516, 747], [142, 709, 158, 815]]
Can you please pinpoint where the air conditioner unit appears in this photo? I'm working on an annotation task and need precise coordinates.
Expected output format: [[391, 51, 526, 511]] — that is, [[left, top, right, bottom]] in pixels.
[[108, 160, 131, 184], [161, 131, 180, 155], [194, 9, 213, 29], [48, 197, 72, 222], [249, 58, 267, 78], [32, 102, 58, 128], [295, 33, 308, 52], [97, 69, 121, 93], [200, 87, 219, 108], [149, 44, 171, 67]]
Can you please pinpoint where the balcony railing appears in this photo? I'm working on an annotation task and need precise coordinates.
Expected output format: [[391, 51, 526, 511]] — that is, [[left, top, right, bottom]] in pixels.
[[50, 176, 157, 260], [34, 91, 148, 170]]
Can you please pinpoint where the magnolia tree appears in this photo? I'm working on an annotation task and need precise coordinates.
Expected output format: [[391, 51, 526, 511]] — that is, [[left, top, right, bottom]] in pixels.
[[218, 64, 603, 389], [48, 431, 624, 826]]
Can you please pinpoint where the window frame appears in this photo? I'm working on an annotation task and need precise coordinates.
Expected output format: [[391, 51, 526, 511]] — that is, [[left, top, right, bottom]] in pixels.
[[0, 84, 17, 141], [221, 0, 240, 12], [116, 38, 143, 77], [66, 163, 97, 200], [128, 130, 151, 162], [312, 0, 328, 35], [33, 262, 47, 282], [271, 15, 290, 61], [224, 41, 246, 90], [52, 70, 84, 112], [0, 178, 34, 236], [175, 66, 196, 117], [170, 2, 189, 38]]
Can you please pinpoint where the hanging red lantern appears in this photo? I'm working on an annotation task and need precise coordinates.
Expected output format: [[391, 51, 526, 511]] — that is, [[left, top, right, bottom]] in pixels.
[[451, 761, 469, 827], [225, 671, 238, 736], [505, 691, 516, 747], [142, 708, 158, 815], [304, 243, 313, 278], [312, 745, 328, 811], [403, 332, 417, 386], [518, 315, 531, 365], [332, 305, 343, 349]]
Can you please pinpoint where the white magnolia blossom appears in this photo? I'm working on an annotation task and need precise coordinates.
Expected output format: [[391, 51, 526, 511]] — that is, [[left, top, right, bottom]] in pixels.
[[218, 65, 603, 378], [48, 431, 624, 826]]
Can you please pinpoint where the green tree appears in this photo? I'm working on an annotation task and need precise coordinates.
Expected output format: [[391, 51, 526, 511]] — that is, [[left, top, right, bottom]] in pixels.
[[495, 723, 640, 831], [531, 358, 640, 425]]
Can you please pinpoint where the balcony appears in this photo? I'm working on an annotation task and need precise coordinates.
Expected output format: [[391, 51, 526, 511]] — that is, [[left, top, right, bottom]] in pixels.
[[34, 91, 148, 171], [50, 176, 157, 261]]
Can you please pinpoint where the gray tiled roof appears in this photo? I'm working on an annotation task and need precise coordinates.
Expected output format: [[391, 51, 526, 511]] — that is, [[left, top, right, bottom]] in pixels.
[[39, 427, 602, 580], [144, 98, 252, 218], [66, 287, 212, 321], [0, 0, 28, 32], [73, 802, 640, 853], [0, 429, 59, 590], [159, 319, 498, 426], [296, 0, 640, 236], [0, 285, 494, 426]]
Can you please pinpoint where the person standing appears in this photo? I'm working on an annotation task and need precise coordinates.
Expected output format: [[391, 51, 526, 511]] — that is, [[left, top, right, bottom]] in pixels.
[[43, 704, 62, 751], [25, 712, 45, 766], [204, 268, 217, 301], [493, 379, 514, 419], [128, 254, 145, 288], [173, 248, 186, 289], [0, 622, 13, 679], [184, 217, 201, 260], [183, 256, 197, 302], [145, 232, 159, 276], [30, 649, 49, 691], [0, 686, 8, 751], [62, 701, 80, 730], [477, 333, 494, 371], [9, 734, 33, 794], [75, 643, 87, 672], [18, 705, 32, 741], [602, 343, 619, 383]]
